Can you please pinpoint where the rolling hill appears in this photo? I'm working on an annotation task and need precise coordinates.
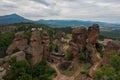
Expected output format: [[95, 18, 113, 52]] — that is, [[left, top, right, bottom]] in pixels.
[[0, 14, 32, 25], [0, 14, 120, 27]]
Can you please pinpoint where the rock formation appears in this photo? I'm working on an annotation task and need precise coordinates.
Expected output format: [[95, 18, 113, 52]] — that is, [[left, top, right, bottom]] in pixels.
[[67, 27, 87, 59], [42, 31, 50, 60], [67, 24, 102, 78], [103, 40, 120, 66], [11, 51, 26, 62], [54, 39, 64, 54], [0, 66, 6, 80], [52, 31, 70, 58], [26, 29, 43, 64], [86, 24, 102, 78], [55, 31, 66, 40], [72, 27, 87, 52], [86, 24, 100, 63], [6, 32, 28, 55], [55, 31, 69, 43], [67, 41, 79, 59]]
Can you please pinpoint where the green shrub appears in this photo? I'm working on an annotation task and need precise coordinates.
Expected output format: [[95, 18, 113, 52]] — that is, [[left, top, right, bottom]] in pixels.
[[78, 53, 86, 62], [66, 53, 74, 61], [95, 51, 120, 80], [5, 60, 56, 80]]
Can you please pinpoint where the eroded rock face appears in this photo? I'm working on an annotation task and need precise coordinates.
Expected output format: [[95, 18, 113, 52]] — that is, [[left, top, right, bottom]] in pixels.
[[67, 41, 79, 58], [103, 40, 120, 66], [6, 32, 28, 55], [54, 39, 63, 54], [42, 31, 50, 60], [87, 24, 99, 47], [86, 24, 102, 78], [106, 41, 120, 55], [67, 27, 87, 59], [86, 24, 100, 62], [72, 27, 87, 52], [26, 30, 43, 64], [12, 51, 26, 62], [55, 31, 66, 40], [67, 24, 101, 79]]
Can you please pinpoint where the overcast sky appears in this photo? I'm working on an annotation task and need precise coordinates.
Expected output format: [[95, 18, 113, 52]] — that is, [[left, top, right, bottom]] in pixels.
[[0, 0, 120, 23]]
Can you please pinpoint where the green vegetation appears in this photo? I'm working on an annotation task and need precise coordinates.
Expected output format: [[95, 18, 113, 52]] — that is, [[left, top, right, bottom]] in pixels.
[[5, 59, 56, 80], [1, 23, 120, 80], [66, 53, 74, 61], [0, 32, 15, 58], [49, 41, 56, 52], [78, 53, 86, 62], [95, 51, 120, 80], [100, 30, 120, 40]]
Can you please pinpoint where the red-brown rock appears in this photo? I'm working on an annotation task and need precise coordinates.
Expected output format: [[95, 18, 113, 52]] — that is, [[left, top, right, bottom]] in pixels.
[[6, 32, 28, 55]]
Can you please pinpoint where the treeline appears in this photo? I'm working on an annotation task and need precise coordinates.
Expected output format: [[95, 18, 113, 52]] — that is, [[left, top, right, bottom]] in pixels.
[[100, 30, 120, 40], [0, 32, 15, 58]]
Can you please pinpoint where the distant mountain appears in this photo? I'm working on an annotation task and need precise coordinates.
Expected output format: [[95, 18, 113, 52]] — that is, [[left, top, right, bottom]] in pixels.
[[0, 14, 32, 25], [0, 14, 120, 27], [36, 20, 120, 27]]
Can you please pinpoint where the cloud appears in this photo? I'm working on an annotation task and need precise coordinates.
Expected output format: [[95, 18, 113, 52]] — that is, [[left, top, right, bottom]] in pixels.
[[0, 0, 120, 23], [30, 0, 50, 6]]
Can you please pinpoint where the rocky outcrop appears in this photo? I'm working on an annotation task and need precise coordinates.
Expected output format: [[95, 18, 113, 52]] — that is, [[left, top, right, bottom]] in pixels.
[[106, 40, 120, 55], [103, 40, 120, 66], [26, 29, 43, 64], [67, 24, 102, 79], [0, 62, 10, 80], [86, 24, 102, 78], [54, 31, 69, 43], [42, 31, 50, 60], [67, 41, 79, 59], [54, 39, 63, 54], [67, 27, 87, 59], [10, 51, 26, 62], [87, 24, 99, 46], [6, 32, 28, 55], [0, 67, 6, 80], [86, 24, 100, 63], [72, 27, 87, 52], [6, 29, 45, 65], [55, 31, 66, 40]]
